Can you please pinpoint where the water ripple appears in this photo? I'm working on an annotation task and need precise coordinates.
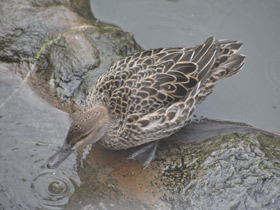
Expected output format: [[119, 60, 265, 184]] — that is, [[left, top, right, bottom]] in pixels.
[[31, 170, 75, 209]]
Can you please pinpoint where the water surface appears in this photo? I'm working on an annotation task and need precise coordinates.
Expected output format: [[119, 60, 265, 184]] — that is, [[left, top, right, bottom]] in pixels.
[[0, 65, 79, 209]]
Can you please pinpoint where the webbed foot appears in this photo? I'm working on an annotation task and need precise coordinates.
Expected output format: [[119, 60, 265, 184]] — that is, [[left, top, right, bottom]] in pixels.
[[126, 141, 159, 168]]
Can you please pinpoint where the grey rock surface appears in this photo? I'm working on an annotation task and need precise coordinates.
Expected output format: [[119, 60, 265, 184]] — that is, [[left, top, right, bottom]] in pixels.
[[0, 0, 142, 110]]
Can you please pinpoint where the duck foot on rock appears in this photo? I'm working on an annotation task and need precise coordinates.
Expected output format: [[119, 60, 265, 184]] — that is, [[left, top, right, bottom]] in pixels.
[[126, 141, 159, 168]]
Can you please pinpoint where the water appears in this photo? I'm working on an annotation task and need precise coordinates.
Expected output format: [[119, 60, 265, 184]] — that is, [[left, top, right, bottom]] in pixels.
[[0, 65, 153, 209], [0, 65, 80, 209], [90, 0, 280, 133]]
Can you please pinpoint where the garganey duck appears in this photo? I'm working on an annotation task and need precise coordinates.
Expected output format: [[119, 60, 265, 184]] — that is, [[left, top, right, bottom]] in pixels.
[[47, 37, 245, 169]]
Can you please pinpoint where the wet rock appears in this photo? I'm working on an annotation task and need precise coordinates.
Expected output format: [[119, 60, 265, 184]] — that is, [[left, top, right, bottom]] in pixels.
[[36, 25, 142, 109], [1, 0, 81, 62], [0, 0, 142, 111], [156, 134, 280, 209], [65, 129, 280, 210]]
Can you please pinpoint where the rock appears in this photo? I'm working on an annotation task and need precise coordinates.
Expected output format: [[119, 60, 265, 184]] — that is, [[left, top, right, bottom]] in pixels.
[[157, 133, 280, 209], [36, 25, 142, 109], [0, 0, 142, 111], [66, 132, 280, 210], [0, 0, 83, 62]]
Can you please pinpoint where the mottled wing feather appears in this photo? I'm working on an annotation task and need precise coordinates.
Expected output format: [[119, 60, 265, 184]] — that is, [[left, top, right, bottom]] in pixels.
[[116, 38, 245, 148], [86, 37, 245, 149], [110, 37, 215, 118], [86, 37, 216, 115], [117, 96, 197, 148]]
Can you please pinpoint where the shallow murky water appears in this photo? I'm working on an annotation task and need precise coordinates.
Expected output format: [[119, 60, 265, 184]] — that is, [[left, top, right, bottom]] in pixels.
[[0, 65, 80, 209], [91, 0, 280, 133]]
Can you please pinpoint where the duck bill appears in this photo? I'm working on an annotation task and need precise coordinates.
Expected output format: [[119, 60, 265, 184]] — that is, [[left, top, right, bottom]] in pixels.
[[46, 144, 74, 169]]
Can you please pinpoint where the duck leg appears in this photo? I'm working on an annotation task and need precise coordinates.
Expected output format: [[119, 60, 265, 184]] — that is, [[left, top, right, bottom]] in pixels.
[[126, 141, 159, 168]]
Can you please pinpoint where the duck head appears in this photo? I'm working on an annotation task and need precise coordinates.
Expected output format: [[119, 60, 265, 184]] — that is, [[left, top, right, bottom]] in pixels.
[[46, 105, 109, 169]]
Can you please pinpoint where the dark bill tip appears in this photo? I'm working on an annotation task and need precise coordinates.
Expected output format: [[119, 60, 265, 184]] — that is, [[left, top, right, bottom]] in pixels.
[[46, 145, 74, 169]]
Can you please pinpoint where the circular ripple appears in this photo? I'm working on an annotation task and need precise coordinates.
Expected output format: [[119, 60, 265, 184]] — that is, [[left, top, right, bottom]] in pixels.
[[31, 170, 75, 209]]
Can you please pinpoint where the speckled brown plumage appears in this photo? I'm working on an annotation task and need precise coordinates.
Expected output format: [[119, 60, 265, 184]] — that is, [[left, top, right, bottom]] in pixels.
[[84, 36, 245, 150]]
